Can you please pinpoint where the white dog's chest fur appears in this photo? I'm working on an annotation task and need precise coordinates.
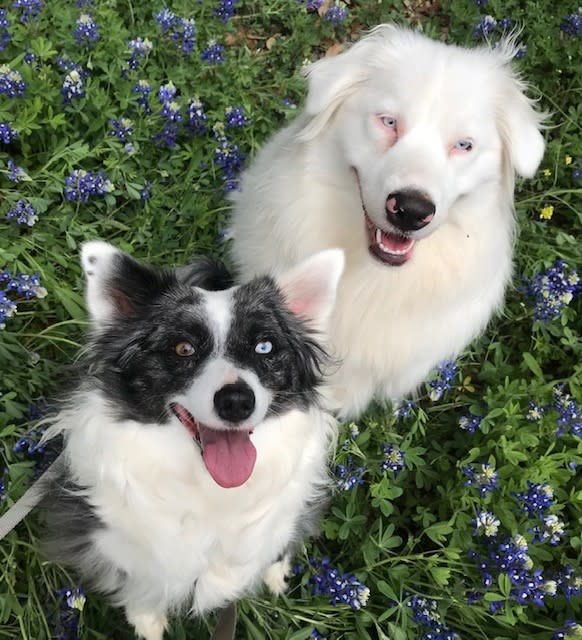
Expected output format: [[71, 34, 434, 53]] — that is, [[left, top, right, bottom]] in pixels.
[[63, 392, 332, 614]]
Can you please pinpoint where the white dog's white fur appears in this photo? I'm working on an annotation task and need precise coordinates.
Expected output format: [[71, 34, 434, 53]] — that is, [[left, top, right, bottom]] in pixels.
[[230, 24, 546, 417]]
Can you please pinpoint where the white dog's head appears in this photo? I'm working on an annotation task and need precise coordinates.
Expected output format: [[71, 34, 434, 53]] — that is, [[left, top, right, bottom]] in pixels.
[[299, 25, 546, 266]]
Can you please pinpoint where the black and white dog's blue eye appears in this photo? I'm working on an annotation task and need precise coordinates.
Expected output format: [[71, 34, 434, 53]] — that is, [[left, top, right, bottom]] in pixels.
[[255, 341, 273, 355]]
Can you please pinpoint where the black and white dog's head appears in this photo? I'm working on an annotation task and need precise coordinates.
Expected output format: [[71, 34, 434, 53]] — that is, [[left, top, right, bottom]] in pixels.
[[80, 241, 344, 488]]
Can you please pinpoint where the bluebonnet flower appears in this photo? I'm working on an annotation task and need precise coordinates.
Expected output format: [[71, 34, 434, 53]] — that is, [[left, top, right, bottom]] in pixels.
[[348, 423, 360, 438], [225, 106, 250, 128], [6, 200, 38, 226], [514, 482, 554, 517], [560, 566, 582, 600], [324, 2, 348, 25], [133, 79, 152, 113], [74, 13, 99, 47], [160, 101, 182, 123], [0, 471, 6, 499], [158, 81, 177, 104], [61, 69, 86, 105], [308, 557, 370, 610], [214, 135, 244, 192], [201, 39, 225, 64], [428, 360, 458, 401], [474, 0, 488, 4], [514, 45, 527, 59], [553, 385, 582, 437], [6, 159, 27, 182], [0, 65, 27, 97], [462, 463, 499, 497], [64, 169, 114, 202], [12, 0, 42, 23], [523, 259, 581, 322], [124, 142, 134, 155], [381, 444, 405, 473], [310, 631, 323, 640], [473, 15, 497, 39], [109, 117, 133, 143], [185, 98, 208, 136], [393, 399, 416, 419], [0, 9, 11, 52], [155, 10, 196, 54], [305, 0, 324, 11], [215, 0, 240, 22], [0, 122, 17, 144], [0, 289, 18, 329], [1, 271, 47, 299], [407, 596, 460, 639], [335, 457, 365, 490], [13, 424, 47, 457], [561, 12, 582, 37], [53, 586, 85, 640], [526, 401, 545, 422], [140, 180, 152, 201], [155, 8, 180, 32], [125, 37, 153, 72], [531, 514, 566, 546], [573, 168, 582, 180], [473, 510, 500, 537], [498, 18, 514, 30], [553, 620, 582, 640], [283, 96, 297, 109], [55, 54, 81, 73]]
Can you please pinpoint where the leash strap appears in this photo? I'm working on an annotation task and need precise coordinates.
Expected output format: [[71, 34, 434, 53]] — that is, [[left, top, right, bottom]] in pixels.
[[211, 602, 237, 640], [0, 454, 63, 541]]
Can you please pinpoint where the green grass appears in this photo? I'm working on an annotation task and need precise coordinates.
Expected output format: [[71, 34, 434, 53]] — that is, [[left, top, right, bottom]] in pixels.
[[0, 1, 581, 639]]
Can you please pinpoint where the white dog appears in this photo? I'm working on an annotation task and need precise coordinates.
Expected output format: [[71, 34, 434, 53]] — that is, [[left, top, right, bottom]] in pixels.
[[230, 24, 545, 417]]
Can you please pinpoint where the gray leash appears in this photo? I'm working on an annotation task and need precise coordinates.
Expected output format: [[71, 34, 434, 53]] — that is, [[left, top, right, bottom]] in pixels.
[[0, 454, 63, 540]]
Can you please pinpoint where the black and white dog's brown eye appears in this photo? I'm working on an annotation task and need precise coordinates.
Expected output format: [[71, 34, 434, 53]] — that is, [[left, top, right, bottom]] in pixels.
[[175, 341, 195, 357]]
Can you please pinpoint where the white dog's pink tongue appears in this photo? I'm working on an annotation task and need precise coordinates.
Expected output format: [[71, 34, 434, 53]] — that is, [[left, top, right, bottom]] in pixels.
[[379, 230, 414, 253], [199, 426, 257, 488]]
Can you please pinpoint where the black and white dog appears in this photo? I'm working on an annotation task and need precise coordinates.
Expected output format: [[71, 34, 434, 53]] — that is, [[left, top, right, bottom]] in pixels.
[[42, 241, 343, 640]]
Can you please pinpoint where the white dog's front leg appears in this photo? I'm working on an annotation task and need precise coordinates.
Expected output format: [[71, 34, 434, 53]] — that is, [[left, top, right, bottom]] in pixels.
[[262, 554, 291, 596], [126, 608, 168, 640]]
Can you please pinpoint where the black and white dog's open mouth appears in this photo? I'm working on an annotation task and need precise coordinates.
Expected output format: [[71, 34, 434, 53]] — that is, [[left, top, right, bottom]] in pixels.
[[352, 168, 416, 267], [170, 402, 257, 489]]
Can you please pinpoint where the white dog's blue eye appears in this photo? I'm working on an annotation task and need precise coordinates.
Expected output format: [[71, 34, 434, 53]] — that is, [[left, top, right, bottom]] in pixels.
[[381, 116, 397, 129], [255, 341, 273, 355], [455, 139, 474, 151]]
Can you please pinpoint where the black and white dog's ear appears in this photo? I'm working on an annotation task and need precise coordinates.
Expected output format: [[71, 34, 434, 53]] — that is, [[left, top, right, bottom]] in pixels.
[[80, 241, 170, 327], [277, 249, 344, 332], [176, 256, 234, 291]]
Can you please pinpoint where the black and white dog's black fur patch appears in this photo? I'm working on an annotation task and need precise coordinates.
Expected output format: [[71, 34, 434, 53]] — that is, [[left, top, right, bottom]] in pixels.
[[42, 241, 343, 640]]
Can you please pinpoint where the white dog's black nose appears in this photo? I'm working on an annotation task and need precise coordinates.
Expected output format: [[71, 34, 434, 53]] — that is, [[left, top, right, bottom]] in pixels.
[[386, 190, 435, 232], [214, 381, 256, 423]]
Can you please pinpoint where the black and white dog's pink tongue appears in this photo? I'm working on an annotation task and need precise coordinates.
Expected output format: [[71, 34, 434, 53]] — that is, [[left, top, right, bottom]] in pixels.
[[200, 427, 257, 488]]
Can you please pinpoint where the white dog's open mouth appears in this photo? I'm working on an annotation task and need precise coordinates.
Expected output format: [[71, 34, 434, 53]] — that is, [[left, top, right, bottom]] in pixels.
[[353, 168, 416, 266], [170, 402, 257, 489]]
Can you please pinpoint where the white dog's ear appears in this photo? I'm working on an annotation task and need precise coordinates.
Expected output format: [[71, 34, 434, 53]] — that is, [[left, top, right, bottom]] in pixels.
[[277, 249, 344, 331], [499, 80, 546, 178], [81, 240, 167, 328], [299, 27, 398, 141]]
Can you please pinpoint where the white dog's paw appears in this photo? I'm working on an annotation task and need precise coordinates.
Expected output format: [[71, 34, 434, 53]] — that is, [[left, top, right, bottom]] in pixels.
[[126, 609, 168, 640], [263, 555, 291, 596]]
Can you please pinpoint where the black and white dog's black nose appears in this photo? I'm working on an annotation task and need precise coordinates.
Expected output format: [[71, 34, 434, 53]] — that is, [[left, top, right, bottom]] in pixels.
[[386, 189, 435, 232], [214, 381, 256, 423]]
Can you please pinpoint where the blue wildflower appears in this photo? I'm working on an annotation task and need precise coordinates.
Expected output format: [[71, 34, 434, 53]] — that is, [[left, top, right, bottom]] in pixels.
[[474, 0, 488, 4], [514, 45, 527, 59], [381, 444, 405, 473], [155, 8, 180, 32], [133, 79, 152, 113], [185, 98, 208, 135], [74, 13, 99, 47], [531, 514, 566, 546], [553, 385, 582, 437], [560, 566, 582, 600], [305, 0, 324, 10], [6, 200, 37, 226], [12, 0, 42, 23], [140, 180, 152, 201], [324, 2, 348, 25], [24, 49, 37, 65], [335, 457, 365, 490], [215, 0, 240, 22], [462, 463, 499, 497], [526, 401, 545, 422], [473, 15, 497, 39], [553, 620, 582, 640], [561, 12, 582, 37], [392, 399, 416, 419], [64, 169, 114, 202], [155, 10, 195, 54], [458, 412, 482, 433], [0, 270, 47, 329], [0, 65, 27, 97], [214, 135, 244, 191], [523, 259, 580, 322], [201, 39, 225, 64], [0, 290, 18, 329], [158, 81, 177, 104], [225, 106, 250, 128], [428, 360, 458, 401], [498, 18, 514, 30], [61, 69, 86, 105], [573, 168, 582, 180], [126, 37, 153, 72], [160, 101, 182, 123], [109, 117, 133, 143], [6, 159, 27, 182], [0, 122, 17, 144], [407, 595, 460, 639], [53, 587, 85, 640], [282, 96, 297, 109], [514, 481, 554, 517], [308, 557, 370, 610], [473, 510, 500, 537], [0, 9, 11, 52]]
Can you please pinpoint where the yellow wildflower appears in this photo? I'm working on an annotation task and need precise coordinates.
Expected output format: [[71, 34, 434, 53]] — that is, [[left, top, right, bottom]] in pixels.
[[543, 168, 551, 177], [565, 155, 573, 165], [539, 205, 554, 220]]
